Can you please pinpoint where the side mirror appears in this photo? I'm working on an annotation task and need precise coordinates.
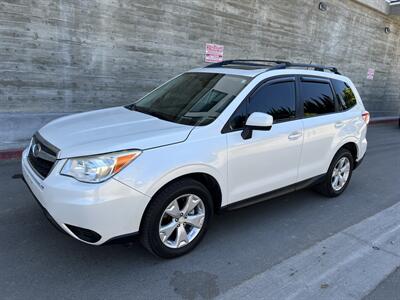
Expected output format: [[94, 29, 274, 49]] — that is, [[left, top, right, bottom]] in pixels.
[[241, 112, 273, 140]]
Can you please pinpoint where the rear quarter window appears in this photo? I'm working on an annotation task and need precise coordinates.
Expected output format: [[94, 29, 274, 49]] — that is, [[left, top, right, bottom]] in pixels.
[[332, 79, 357, 111]]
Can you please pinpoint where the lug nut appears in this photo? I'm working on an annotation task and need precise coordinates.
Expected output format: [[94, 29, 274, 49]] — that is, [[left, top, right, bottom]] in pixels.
[[175, 218, 178, 222]]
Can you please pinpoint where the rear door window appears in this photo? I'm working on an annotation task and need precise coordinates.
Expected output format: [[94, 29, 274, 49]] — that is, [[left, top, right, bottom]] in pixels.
[[300, 80, 335, 117]]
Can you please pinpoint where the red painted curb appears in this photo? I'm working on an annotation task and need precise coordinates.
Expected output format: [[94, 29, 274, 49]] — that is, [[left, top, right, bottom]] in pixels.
[[0, 149, 23, 161]]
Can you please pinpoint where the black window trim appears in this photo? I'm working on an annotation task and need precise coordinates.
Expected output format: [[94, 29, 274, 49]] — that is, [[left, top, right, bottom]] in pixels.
[[300, 76, 332, 84], [221, 75, 299, 134], [299, 75, 339, 118]]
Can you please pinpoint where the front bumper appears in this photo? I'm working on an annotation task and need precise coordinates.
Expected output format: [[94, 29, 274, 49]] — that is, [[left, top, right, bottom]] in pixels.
[[22, 148, 150, 245]]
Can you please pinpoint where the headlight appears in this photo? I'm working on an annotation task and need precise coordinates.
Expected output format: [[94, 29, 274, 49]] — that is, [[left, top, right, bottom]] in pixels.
[[60, 150, 141, 183]]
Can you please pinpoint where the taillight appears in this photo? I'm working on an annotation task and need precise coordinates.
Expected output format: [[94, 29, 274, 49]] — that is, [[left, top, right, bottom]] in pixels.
[[362, 111, 370, 125]]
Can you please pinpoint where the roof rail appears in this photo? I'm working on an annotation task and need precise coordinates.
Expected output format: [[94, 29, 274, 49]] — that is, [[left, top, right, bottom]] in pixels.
[[206, 59, 290, 68], [269, 62, 341, 75], [205, 59, 341, 75]]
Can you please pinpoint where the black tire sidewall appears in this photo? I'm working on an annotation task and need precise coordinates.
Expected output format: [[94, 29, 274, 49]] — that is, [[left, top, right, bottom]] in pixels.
[[142, 179, 213, 258]]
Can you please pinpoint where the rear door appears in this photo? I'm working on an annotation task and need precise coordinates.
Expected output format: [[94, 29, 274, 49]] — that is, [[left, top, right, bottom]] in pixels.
[[297, 77, 339, 181]]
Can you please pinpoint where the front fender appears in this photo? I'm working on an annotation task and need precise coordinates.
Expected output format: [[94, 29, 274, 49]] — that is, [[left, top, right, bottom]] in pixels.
[[145, 164, 226, 203], [114, 133, 228, 205]]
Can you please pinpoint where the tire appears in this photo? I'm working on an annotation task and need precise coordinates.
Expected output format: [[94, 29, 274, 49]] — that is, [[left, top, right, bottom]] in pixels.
[[314, 148, 354, 197], [140, 178, 213, 258]]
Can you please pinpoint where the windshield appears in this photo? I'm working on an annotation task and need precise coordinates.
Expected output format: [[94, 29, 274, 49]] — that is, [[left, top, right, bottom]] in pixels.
[[126, 72, 251, 126]]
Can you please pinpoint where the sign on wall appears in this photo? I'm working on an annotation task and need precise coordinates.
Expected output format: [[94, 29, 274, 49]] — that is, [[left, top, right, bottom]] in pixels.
[[205, 43, 224, 63], [367, 68, 375, 80]]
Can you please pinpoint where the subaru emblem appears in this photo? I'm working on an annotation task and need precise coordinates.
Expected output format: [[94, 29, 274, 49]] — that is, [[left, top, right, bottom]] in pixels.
[[32, 143, 42, 158]]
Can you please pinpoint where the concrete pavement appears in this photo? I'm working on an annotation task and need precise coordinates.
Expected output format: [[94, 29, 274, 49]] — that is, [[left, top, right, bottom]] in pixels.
[[0, 124, 399, 299], [218, 200, 400, 299]]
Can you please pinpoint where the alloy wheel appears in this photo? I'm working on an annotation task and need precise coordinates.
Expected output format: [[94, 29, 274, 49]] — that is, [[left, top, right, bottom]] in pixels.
[[331, 157, 351, 191], [158, 194, 205, 249]]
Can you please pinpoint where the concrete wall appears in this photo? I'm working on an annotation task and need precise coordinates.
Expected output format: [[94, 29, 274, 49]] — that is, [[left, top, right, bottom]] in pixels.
[[355, 0, 390, 14], [390, 4, 400, 15], [1, 0, 399, 148]]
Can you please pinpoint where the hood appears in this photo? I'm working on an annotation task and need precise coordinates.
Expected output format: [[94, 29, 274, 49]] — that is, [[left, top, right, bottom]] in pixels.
[[38, 107, 194, 159]]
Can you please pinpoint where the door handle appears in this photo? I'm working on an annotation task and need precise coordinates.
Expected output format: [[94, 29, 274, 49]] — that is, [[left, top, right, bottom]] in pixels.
[[335, 121, 345, 128], [288, 131, 302, 140]]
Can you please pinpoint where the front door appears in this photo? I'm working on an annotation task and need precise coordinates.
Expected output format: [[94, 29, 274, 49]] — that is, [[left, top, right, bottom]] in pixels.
[[225, 77, 304, 203]]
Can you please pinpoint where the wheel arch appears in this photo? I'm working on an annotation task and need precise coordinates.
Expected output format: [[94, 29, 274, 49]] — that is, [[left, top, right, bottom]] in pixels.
[[153, 172, 223, 212], [329, 138, 359, 171], [340, 142, 358, 161], [140, 166, 225, 231]]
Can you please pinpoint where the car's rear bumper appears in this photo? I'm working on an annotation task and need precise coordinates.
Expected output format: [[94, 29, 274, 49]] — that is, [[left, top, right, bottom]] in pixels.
[[353, 133, 367, 171], [22, 148, 150, 245], [354, 155, 365, 170]]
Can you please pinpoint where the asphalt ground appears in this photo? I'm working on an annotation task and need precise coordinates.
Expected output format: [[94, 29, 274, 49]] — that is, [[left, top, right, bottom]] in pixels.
[[0, 124, 399, 299], [364, 267, 400, 300]]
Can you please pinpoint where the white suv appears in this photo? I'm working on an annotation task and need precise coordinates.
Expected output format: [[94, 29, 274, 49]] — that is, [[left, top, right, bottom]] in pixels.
[[22, 60, 369, 258]]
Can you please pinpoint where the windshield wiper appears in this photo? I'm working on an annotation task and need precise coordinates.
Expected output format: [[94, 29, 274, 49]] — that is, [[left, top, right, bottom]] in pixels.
[[145, 110, 174, 122], [126, 104, 173, 122], [125, 103, 138, 111]]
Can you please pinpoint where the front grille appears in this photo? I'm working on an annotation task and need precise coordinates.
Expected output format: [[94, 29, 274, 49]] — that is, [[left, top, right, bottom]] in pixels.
[[28, 134, 59, 179]]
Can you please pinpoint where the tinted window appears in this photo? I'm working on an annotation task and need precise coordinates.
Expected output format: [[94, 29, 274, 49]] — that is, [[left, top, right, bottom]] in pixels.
[[126, 73, 250, 126], [248, 80, 296, 122], [301, 81, 335, 117], [228, 101, 247, 130], [332, 79, 357, 111]]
